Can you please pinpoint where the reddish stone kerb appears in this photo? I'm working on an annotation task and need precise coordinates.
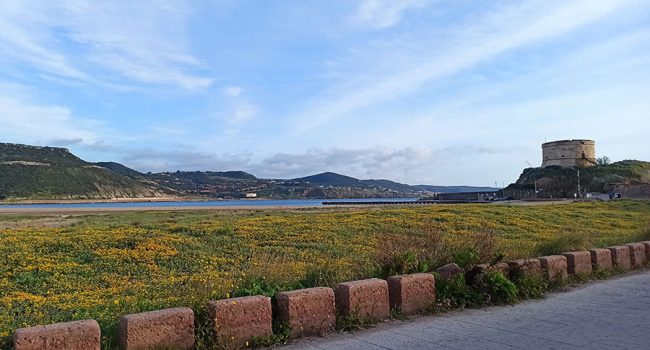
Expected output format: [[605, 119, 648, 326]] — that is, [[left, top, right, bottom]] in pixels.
[[562, 251, 592, 275], [539, 255, 568, 282], [13, 320, 100, 350], [209, 295, 272, 348], [609, 246, 632, 269], [387, 273, 436, 315], [590, 248, 613, 271], [276, 287, 336, 339], [118, 307, 195, 350], [335, 278, 390, 320]]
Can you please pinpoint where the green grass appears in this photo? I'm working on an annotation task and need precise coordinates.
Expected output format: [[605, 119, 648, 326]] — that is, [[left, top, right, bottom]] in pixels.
[[1, 200, 650, 349]]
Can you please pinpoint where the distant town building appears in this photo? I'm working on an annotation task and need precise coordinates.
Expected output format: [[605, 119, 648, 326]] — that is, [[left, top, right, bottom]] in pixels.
[[541, 139, 596, 168], [245, 192, 257, 198]]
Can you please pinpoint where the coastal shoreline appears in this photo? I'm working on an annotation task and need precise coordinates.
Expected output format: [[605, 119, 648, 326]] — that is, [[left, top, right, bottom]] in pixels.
[[0, 196, 197, 205], [0, 204, 327, 214]]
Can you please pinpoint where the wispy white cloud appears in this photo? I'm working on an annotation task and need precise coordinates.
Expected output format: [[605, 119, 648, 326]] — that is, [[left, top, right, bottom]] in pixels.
[[217, 87, 258, 124], [355, 0, 430, 29], [105, 144, 507, 184], [0, 93, 100, 146], [230, 102, 257, 124], [0, 1, 212, 91], [223, 87, 243, 97], [292, 0, 629, 133], [120, 147, 251, 173], [254, 145, 510, 183]]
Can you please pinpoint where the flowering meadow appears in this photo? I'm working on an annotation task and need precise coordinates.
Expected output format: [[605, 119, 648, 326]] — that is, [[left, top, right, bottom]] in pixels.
[[1, 200, 649, 348]]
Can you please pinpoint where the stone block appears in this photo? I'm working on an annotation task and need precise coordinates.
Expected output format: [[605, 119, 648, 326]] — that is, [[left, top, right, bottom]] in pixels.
[[608, 246, 632, 270], [118, 307, 194, 350], [562, 251, 593, 275], [539, 255, 568, 281], [335, 278, 389, 320], [589, 248, 613, 271], [626, 243, 647, 267], [508, 258, 541, 280], [13, 320, 100, 350], [276, 287, 335, 338], [387, 273, 435, 315], [641, 241, 650, 260], [434, 263, 461, 281], [209, 295, 272, 348]]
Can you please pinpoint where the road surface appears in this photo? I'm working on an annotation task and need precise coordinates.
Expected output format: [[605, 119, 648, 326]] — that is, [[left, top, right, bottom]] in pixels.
[[283, 270, 650, 350]]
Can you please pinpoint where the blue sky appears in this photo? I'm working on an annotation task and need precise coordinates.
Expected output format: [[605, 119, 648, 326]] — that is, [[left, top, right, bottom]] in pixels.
[[1, 0, 649, 185]]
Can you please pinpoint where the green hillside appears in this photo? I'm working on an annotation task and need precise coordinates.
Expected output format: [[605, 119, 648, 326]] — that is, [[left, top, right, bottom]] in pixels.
[[507, 160, 650, 198], [0, 143, 172, 200], [1, 142, 503, 201]]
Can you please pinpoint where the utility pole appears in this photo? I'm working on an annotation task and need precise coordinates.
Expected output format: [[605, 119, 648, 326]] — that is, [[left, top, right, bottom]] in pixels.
[[577, 170, 581, 198]]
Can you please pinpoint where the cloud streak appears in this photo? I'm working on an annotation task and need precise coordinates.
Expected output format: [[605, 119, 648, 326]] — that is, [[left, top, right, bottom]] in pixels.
[[355, 0, 430, 29], [292, 0, 628, 133], [0, 94, 100, 146], [100, 145, 510, 185], [0, 1, 212, 91]]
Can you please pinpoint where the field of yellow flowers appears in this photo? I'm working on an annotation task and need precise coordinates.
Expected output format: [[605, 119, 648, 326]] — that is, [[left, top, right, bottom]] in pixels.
[[1, 200, 649, 348]]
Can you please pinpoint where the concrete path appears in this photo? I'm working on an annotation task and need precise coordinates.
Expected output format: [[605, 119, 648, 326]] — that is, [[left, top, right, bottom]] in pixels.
[[283, 271, 650, 350]]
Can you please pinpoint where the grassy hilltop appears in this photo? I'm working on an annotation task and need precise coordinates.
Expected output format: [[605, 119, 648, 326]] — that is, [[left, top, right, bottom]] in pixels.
[[0, 143, 172, 200], [508, 160, 650, 198], [1, 201, 649, 348]]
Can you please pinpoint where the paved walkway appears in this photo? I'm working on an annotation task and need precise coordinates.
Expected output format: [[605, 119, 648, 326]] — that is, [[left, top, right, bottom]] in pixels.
[[284, 271, 650, 350]]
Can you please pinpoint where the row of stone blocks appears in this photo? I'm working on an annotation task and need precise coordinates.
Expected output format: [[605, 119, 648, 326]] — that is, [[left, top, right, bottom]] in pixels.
[[12, 273, 436, 349], [13, 241, 650, 349], [507, 242, 650, 283]]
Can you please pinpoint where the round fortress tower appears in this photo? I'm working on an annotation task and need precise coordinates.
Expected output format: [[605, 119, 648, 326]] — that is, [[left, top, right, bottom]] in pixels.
[[541, 139, 596, 168]]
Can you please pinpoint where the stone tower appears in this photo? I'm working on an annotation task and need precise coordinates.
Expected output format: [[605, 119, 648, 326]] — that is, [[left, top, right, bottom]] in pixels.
[[541, 139, 596, 168]]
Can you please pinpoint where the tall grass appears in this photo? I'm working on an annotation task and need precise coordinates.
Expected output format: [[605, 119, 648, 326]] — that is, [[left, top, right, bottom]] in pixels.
[[597, 223, 650, 248], [533, 233, 592, 256], [534, 223, 650, 256]]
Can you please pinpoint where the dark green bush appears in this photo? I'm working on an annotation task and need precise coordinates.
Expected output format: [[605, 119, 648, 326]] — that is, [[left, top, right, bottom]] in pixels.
[[473, 271, 518, 305]]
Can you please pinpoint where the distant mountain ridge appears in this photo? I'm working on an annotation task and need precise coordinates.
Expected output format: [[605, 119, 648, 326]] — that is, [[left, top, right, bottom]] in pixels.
[[290, 172, 497, 194], [0, 142, 498, 200]]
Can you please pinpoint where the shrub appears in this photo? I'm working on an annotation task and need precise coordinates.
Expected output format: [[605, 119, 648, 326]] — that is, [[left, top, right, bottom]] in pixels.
[[233, 277, 281, 298], [375, 222, 449, 277], [435, 273, 473, 310], [435, 271, 519, 310], [452, 248, 479, 269], [472, 271, 518, 305]]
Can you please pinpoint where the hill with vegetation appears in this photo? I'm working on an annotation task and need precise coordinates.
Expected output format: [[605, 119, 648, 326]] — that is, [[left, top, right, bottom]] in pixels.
[[507, 160, 650, 198], [0, 143, 173, 200], [0, 142, 500, 201]]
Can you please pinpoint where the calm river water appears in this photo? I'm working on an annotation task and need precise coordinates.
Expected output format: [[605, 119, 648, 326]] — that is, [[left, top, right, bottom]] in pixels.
[[0, 198, 419, 210]]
